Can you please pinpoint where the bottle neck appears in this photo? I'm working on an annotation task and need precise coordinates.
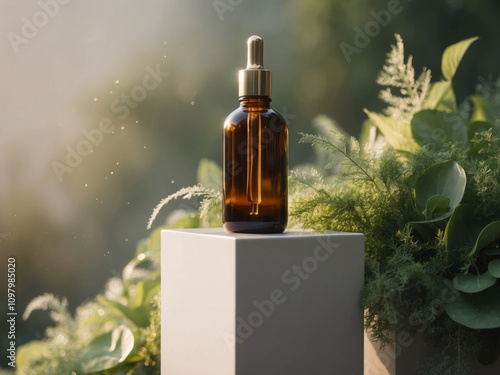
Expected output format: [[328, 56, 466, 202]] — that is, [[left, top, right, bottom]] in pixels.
[[239, 96, 271, 109]]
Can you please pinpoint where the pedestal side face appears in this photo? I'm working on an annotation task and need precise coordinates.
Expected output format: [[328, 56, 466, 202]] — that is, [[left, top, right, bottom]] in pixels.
[[162, 230, 236, 375], [234, 234, 365, 375]]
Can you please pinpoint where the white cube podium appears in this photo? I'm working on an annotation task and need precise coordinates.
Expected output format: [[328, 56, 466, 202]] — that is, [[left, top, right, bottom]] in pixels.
[[161, 228, 364, 375]]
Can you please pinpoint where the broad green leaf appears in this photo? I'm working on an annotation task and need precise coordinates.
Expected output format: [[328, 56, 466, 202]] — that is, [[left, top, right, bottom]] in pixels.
[[411, 110, 467, 150], [197, 158, 222, 190], [131, 278, 161, 309], [364, 110, 419, 152], [97, 296, 150, 327], [82, 325, 134, 373], [444, 204, 483, 264], [422, 81, 456, 112], [445, 287, 500, 329], [414, 160, 466, 218], [470, 221, 500, 257], [488, 259, 500, 278], [441, 37, 478, 81], [122, 250, 159, 287], [423, 194, 450, 219], [452, 272, 496, 293]]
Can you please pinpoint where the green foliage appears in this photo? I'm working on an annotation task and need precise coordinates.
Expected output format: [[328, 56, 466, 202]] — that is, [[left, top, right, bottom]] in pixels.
[[17, 158, 224, 375], [17, 227, 162, 375], [147, 159, 222, 230], [17, 35, 500, 374], [441, 37, 479, 82], [413, 160, 466, 223], [292, 35, 500, 372], [445, 287, 500, 329]]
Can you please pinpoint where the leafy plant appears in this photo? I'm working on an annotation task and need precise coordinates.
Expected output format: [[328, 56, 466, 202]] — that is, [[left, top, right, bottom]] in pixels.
[[16, 158, 223, 375], [16, 227, 163, 375], [148, 35, 500, 374], [291, 35, 500, 373]]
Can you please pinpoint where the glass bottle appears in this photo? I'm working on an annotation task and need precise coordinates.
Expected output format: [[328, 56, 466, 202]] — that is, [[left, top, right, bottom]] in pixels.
[[223, 36, 288, 233]]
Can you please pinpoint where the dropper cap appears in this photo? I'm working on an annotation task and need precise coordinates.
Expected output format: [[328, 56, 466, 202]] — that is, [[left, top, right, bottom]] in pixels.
[[238, 35, 272, 97]]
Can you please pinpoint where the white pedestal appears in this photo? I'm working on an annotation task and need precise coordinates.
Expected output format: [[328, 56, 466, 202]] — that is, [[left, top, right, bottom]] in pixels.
[[161, 228, 364, 375]]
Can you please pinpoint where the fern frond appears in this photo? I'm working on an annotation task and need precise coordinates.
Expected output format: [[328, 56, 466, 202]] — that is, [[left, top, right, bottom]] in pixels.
[[377, 34, 431, 122], [299, 132, 376, 186], [199, 190, 222, 221], [23, 293, 71, 325], [289, 168, 324, 194], [147, 184, 221, 230]]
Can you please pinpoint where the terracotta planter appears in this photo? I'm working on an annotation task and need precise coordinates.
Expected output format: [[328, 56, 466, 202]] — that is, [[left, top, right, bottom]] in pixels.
[[364, 331, 500, 374]]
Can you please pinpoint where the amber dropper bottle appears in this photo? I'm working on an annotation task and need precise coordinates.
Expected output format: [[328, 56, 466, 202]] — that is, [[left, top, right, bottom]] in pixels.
[[223, 35, 288, 233]]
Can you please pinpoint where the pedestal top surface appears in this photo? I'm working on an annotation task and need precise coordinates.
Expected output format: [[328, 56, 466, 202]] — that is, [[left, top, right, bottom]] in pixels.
[[163, 227, 362, 240]]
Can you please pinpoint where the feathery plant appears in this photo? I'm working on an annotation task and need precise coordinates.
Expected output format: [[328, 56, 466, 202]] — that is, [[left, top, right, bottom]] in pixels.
[[376, 33, 431, 122], [292, 35, 500, 374], [147, 159, 222, 230]]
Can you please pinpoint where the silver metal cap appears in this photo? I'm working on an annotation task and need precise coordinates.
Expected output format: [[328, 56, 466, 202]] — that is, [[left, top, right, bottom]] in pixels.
[[238, 35, 271, 97]]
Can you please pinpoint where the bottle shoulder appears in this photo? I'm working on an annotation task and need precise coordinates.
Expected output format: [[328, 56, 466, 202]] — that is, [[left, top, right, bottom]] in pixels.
[[224, 106, 288, 129]]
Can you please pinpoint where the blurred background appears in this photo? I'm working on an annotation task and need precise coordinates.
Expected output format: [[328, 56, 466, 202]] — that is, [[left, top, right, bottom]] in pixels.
[[1, 0, 499, 366]]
